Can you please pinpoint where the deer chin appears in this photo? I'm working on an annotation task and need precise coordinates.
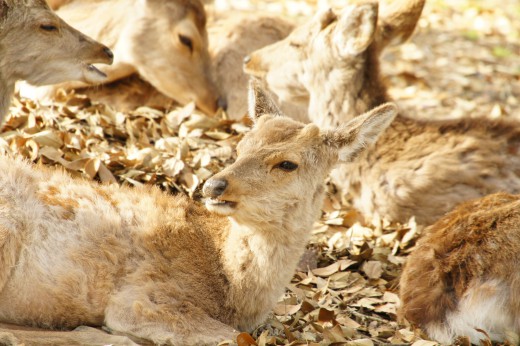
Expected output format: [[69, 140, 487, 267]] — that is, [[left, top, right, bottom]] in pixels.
[[82, 64, 107, 84], [205, 198, 237, 216]]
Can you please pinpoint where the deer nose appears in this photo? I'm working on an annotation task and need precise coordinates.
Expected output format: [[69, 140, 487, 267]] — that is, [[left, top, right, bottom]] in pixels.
[[217, 96, 228, 111], [103, 46, 114, 60], [243, 55, 251, 65], [203, 178, 228, 198]]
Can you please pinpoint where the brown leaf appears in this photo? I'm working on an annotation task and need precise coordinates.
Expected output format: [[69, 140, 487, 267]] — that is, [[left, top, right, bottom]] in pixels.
[[362, 261, 383, 280], [236, 332, 257, 346], [318, 308, 335, 323]]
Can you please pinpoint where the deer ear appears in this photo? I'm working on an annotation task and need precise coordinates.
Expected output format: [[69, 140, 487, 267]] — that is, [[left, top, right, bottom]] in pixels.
[[333, 2, 378, 57], [318, 8, 337, 30], [375, 0, 425, 49], [248, 78, 282, 122], [323, 103, 397, 162]]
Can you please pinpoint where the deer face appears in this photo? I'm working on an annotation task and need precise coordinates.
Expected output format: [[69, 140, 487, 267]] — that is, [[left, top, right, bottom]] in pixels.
[[129, 0, 223, 115], [1, 0, 113, 85], [243, 4, 380, 105], [202, 81, 397, 224]]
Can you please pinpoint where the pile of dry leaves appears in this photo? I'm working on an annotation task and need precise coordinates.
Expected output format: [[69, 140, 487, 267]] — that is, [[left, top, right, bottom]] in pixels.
[[6, 0, 519, 345]]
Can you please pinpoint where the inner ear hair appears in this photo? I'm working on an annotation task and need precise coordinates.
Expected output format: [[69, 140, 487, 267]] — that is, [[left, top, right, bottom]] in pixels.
[[248, 78, 283, 121]]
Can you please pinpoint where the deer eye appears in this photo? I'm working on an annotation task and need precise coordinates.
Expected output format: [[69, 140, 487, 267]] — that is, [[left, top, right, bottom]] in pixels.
[[178, 34, 193, 52], [275, 161, 299, 172], [40, 24, 58, 32]]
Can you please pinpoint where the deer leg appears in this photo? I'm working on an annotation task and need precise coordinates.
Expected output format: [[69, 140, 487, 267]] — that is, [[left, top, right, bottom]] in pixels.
[[105, 289, 238, 346], [0, 324, 139, 346]]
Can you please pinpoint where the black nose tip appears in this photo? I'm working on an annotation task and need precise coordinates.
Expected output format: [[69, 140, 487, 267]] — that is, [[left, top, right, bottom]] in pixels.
[[243, 55, 251, 65], [203, 179, 228, 198], [104, 47, 114, 60], [217, 96, 228, 111]]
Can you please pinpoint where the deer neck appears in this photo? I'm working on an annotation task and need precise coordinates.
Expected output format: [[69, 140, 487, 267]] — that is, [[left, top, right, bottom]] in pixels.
[[308, 46, 390, 127], [222, 185, 325, 331]]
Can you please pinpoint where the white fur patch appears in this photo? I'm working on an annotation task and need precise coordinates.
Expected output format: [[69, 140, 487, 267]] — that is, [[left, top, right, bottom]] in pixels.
[[426, 280, 515, 344]]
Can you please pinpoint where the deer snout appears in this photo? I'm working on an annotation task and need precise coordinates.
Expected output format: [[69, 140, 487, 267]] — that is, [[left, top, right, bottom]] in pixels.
[[217, 96, 228, 111], [203, 178, 228, 198], [103, 46, 114, 62]]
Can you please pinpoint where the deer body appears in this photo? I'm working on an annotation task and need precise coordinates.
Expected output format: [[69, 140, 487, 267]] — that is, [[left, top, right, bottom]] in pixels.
[[244, 1, 520, 225], [400, 192, 520, 344], [23, 0, 221, 115], [0, 82, 397, 345], [0, 0, 113, 125]]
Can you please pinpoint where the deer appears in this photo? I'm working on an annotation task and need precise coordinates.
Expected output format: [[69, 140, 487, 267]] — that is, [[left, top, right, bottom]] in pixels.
[[20, 0, 223, 116], [33, 0, 303, 120], [399, 192, 520, 344], [208, 12, 308, 121], [0, 0, 113, 126], [244, 0, 520, 226], [0, 81, 398, 345]]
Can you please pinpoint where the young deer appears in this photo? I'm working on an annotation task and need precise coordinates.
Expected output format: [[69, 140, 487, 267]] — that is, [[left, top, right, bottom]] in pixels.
[[22, 0, 222, 115], [244, 1, 520, 226], [0, 0, 113, 125], [0, 81, 397, 345], [399, 192, 520, 344]]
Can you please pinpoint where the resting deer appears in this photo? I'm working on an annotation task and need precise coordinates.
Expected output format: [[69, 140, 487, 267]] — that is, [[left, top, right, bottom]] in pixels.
[[209, 12, 308, 120], [0, 0, 113, 125], [244, 1, 520, 226], [0, 81, 397, 345], [37, 0, 302, 119], [399, 192, 520, 344], [21, 0, 222, 115]]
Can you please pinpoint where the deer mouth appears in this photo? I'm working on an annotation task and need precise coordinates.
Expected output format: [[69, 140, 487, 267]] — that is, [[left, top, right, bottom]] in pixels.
[[83, 64, 107, 84], [205, 198, 237, 215]]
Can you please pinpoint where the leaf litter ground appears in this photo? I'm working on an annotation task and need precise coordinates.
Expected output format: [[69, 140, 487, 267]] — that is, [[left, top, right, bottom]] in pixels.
[[5, 0, 520, 345]]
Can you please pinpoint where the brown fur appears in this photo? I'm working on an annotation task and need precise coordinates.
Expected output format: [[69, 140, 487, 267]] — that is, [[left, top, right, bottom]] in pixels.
[[22, 0, 221, 115], [400, 192, 520, 343], [244, 1, 520, 225], [0, 83, 397, 345], [0, 0, 112, 125]]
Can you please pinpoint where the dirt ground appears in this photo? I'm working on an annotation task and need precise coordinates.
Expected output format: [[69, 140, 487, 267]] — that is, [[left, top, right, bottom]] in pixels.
[[5, 0, 520, 345]]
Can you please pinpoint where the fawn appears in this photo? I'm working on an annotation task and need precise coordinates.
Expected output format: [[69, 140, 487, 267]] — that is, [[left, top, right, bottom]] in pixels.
[[400, 192, 520, 344], [22, 0, 222, 115], [244, 1, 520, 226], [0, 81, 397, 345], [0, 0, 113, 125]]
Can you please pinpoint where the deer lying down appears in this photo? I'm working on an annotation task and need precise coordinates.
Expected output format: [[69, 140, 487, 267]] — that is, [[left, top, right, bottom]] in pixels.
[[209, 12, 308, 121], [399, 192, 520, 344], [0, 0, 113, 125], [244, 1, 520, 226], [33, 1, 302, 120], [0, 82, 397, 345], [22, 0, 222, 116]]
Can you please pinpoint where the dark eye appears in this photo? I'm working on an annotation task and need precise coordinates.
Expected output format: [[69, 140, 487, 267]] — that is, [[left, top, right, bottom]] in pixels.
[[275, 161, 299, 172], [40, 24, 58, 32], [178, 34, 193, 52]]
